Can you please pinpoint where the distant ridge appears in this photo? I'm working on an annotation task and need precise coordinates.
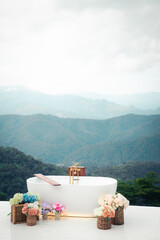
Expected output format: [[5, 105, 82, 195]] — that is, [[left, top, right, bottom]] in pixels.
[[0, 86, 158, 119], [77, 91, 160, 110], [65, 134, 160, 166], [0, 113, 160, 166]]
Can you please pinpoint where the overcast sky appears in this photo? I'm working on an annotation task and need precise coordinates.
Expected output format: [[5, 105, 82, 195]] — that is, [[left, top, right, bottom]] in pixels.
[[0, 0, 160, 95]]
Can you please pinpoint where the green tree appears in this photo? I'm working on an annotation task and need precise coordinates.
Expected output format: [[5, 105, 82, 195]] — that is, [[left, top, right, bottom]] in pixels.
[[117, 172, 160, 206], [0, 192, 7, 200], [135, 172, 160, 206]]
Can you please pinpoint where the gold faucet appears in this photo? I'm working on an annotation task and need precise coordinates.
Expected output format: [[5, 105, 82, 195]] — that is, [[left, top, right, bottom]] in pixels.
[[69, 162, 81, 184]]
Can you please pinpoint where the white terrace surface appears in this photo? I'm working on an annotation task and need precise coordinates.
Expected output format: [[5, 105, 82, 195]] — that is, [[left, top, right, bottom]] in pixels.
[[0, 202, 160, 240]]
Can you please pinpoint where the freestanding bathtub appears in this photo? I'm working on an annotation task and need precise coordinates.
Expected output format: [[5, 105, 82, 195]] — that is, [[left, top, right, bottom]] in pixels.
[[27, 175, 117, 217]]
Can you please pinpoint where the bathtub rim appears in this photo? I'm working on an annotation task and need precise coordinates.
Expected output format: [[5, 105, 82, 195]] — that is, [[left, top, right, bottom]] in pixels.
[[27, 175, 117, 187]]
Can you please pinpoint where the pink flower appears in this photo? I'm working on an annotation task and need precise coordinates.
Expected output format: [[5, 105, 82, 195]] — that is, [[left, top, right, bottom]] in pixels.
[[22, 207, 28, 214], [37, 209, 40, 216], [56, 207, 61, 212], [53, 202, 64, 213], [102, 205, 115, 219], [98, 194, 114, 207], [115, 193, 129, 209], [108, 210, 115, 218], [28, 208, 37, 216], [54, 203, 60, 208]]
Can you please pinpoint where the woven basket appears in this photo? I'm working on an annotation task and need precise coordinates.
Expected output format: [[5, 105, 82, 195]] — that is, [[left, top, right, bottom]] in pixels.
[[27, 215, 37, 226], [97, 216, 111, 230], [11, 204, 26, 224], [112, 207, 124, 225]]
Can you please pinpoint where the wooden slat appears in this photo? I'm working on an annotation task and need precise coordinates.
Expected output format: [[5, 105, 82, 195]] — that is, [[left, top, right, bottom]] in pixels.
[[34, 174, 61, 186]]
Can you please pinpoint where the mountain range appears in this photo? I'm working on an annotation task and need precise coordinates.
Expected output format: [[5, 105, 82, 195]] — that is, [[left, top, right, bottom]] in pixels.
[[77, 91, 160, 110], [0, 113, 159, 166], [0, 86, 159, 119], [65, 134, 160, 166]]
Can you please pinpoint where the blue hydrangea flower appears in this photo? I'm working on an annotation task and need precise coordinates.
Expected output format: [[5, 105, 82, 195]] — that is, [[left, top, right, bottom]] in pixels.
[[28, 195, 37, 203], [23, 193, 29, 203]]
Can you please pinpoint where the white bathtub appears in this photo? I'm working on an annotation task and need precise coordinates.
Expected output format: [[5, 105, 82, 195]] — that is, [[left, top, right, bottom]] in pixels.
[[27, 175, 117, 217]]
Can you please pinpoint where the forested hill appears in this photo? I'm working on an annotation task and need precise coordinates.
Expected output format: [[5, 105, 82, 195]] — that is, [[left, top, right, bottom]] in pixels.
[[0, 114, 160, 166], [86, 162, 160, 181], [65, 134, 160, 166], [0, 146, 67, 200]]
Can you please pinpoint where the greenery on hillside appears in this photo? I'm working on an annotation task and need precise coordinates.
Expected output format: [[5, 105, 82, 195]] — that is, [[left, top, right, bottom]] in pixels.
[[86, 162, 160, 180], [0, 146, 160, 207], [68, 134, 160, 166], [0, 146, 67, 200], [0, 114, 160, 166], [117, 173, 160, 206]]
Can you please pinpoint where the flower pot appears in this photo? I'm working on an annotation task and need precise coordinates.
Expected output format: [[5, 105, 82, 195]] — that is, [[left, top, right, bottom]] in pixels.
[[43, 212, 48, 220], [97, 216, 111, 230], [55, 213, 61, 220], [27, 215, 37, 226], [112, 207, 124, 225]]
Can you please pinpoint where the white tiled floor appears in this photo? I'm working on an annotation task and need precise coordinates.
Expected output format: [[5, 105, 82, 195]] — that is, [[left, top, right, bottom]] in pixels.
[[0, 201, 160, 240]]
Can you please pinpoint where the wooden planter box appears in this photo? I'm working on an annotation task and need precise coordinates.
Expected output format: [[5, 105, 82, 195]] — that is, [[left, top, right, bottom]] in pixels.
[[11, 204, 26, 224]]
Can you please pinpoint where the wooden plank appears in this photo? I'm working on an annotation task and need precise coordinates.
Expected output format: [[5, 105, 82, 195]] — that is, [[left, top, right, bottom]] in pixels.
[[34, 174, 61, 186]]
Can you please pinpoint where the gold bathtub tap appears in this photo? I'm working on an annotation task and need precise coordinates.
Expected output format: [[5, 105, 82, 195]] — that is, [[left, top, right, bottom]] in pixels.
[[69, 163, 81, 184]]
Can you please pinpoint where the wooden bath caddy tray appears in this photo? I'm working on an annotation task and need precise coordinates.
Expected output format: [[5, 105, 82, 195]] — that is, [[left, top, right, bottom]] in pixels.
[[34, 174, 61, 186]]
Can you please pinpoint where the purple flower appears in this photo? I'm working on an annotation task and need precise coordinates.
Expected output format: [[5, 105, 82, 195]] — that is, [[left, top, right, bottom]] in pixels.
[[42, 203, 47, 208], [41, 210, 45, 214], [46, 204, 51, 209]]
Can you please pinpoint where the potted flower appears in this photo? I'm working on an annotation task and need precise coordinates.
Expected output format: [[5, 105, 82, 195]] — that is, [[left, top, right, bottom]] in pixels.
[[51, 202, 65, 220], [41, 203, 51, 219], [98, 193, 129, 225], [93, 205, 115, 230], [9, 193, 26, 224], [112, 193, 129, 225], [22, 201, 41, 226], [9, 192, 40, 224]]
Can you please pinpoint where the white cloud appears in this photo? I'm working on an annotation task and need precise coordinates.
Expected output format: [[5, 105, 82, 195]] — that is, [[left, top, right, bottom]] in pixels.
[[0, 0, 160, 94]]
